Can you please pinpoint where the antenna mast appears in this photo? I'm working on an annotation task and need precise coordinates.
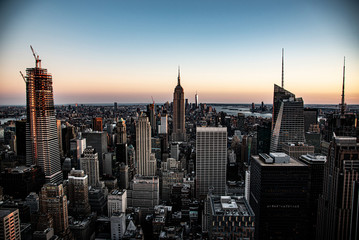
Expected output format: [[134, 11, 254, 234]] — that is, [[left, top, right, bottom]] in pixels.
[[341, 57, 346, 115], [281, 48, 284, 88]]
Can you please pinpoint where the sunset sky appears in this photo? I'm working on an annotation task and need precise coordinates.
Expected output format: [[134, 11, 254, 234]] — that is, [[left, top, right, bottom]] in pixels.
[[0, 0, 358, 105]]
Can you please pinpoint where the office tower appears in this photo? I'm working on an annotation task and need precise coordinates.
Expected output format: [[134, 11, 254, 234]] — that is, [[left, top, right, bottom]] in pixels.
[[316, 136, 359, 240], [304, 108, 318, 132], [350, 181, 359, 240], [245, 169, 250, 201], [0, 209, 21, 240], [119, 163, 129, 189], [237, 113, 245, 131], [26, 192, 39, 214], [195, 91, 198, 108], [127, 145, 136, 180], [56, 120, 63, 158], [270, 84, 305, 152], [107, 189, 127, 217], [305, 131, 321, 153], [196, 127, 227, 198], [81, 131, 108, 175], [116, 143, 128, 165], [62, 123, 76, 157], [298, 154, 326, 239], [92, 117, 103, 131], [70, 136, 86, 168], [80, 146, 100, 187], [158, 114, 168, 135], [203, 195, 255, 239], [114, 102, 117, 112], [127, 176, 159, 210], [68, 169, 91, 217], [147, 103, 156, 136], [110, 212, 126, 240], [282, 142, 314, 160], [23, 47, 62, 184], [170, 143, 179, 160], [257, 121, 271, 154], [88, 188, 107, 215], [250, 153, 309, 240], [323, 59, 358, 141], [1, 165, 44, 199], [15, 120, 26, 160], [103, 152, 114, 176], [116, 118, 127, 144], [172, 67, 186, 142], [136, 115, 155, 176], [39, 183, 69, 237], [62, 157, 72, 179], [161, 158, 185, 201]]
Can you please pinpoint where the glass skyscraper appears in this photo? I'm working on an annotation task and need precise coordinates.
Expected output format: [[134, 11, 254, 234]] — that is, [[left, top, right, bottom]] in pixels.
[[270, 84, 305, 152]]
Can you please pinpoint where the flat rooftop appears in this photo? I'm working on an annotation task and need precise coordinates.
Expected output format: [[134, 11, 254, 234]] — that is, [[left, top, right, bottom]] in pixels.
[[253, 154, 306, 167], [210, 195, 254, 217], [196, 127, 227, 132]]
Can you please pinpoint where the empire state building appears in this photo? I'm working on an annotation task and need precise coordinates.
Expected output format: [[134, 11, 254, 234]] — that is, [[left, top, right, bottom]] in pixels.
[[172, 67, 186, 142], [22, 46, 62, 184]]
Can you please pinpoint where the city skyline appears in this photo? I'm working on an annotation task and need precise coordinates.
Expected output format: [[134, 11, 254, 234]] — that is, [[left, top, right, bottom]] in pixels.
[[0, 0, 358, 105]]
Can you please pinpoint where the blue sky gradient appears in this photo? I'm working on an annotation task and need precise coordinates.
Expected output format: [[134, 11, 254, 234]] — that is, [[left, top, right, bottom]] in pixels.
[[0, 0, 358, 104]]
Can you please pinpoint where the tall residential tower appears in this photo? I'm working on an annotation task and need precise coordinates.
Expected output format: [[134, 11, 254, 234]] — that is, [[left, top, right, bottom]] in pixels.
[[22, 46, 62, 184]]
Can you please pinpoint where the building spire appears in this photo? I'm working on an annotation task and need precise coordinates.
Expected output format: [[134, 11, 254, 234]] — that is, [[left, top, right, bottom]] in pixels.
[[178, 65, 181, 86], [341, 57, 346, 115], [281, 48, 284, 88]]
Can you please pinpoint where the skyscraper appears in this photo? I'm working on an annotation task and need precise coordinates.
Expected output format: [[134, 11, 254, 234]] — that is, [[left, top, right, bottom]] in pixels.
[[92, 117, 103, 131], [81, 131, 108, 175], [23, 46, 62, 184], [80, 146, 100, 187], [116, 118, 127, 144], [250, 153, 310, 240], [270, 84, 305, 152], [39, 183, 70, 238], [158, 113, 168, 134], [172, 67, 186, 142], [298, 153, 326, 240], [196, 127, 227, 198], [195, 91, 198, 108], [136, 115, 156, 176], [316, 136, 359, 240], [68, 169, 91, 217], [0, 209, 21, 240], [147, 103, 156, 136]]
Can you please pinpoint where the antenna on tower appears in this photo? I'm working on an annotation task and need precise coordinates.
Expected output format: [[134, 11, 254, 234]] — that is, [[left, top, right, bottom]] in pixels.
[[341, 57, 346, 115], [151, 96, 155, 105], [30, 45, 41, 68], [20, 71, 27, 83], [281, 48, 284, 88], [178, 65, 181, 85]]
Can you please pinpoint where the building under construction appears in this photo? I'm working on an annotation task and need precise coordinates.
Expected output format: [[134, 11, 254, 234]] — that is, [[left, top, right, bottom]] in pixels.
[[21, 46, 62, 184]]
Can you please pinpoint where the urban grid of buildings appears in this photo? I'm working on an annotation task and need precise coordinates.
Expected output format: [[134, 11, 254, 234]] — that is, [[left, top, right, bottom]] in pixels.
[[0, 47, 358, 240]]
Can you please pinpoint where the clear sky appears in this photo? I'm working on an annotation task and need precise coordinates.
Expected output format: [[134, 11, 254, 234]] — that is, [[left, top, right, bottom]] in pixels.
[[0, 0, 358, 105]]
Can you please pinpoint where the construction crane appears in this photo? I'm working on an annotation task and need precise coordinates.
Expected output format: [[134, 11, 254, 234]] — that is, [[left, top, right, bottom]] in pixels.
[[19, 71, 27, 83], [30, 45, 41, 68]]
